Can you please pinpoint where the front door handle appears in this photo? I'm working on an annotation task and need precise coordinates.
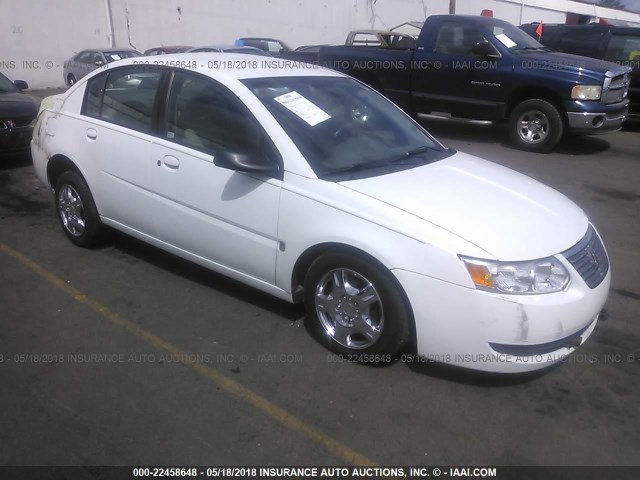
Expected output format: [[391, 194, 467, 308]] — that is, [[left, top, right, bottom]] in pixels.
[[86, 128, 97, 140], [162, 155, 180, 169]]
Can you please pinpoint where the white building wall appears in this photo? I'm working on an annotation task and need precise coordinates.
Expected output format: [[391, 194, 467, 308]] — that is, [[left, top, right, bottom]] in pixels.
[[1, 0, 639, 89]]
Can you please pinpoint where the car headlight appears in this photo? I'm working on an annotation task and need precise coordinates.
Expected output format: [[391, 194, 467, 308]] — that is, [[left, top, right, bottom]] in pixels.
[[571, 85, 602, 101], [460, 256, 570, 294]]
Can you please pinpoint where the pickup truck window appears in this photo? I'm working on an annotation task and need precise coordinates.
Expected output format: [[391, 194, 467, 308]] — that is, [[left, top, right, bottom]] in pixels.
[[434, 22, 484, 55], [242, 76, 451, 180], [604, 35, 640, 61]]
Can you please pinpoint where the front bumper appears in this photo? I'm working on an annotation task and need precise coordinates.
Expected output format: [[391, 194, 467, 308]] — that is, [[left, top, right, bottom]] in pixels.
[[393, 257, 610, 373], [565, 99, 628, 134]]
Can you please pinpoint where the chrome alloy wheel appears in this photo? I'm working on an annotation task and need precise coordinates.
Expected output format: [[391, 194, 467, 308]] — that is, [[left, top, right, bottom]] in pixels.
[[314, 268, 384, 349], [58, 184, 86, 237], [517, 109, 549, 144]]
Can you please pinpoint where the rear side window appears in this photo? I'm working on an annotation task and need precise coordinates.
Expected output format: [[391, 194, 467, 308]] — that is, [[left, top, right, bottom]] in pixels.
[[82, 68, 162, 134], [558, 30, 607, 57]]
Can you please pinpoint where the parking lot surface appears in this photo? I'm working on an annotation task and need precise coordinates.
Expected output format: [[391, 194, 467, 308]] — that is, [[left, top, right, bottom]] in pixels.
[[1, 89, 639, 467]]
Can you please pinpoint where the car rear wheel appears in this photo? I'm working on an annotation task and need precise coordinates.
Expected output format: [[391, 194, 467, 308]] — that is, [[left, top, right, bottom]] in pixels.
[[304, 252, 410, 360], [509, 99, 563, 153], [67, 74, 76, 87], [54, 172, 103, 247]]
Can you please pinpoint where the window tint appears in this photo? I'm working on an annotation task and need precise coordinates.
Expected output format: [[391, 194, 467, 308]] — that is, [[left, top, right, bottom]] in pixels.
[[605, 34, 640, 61], [558, 30, 606, 57], [434, 22, 484, 55], [84, 73, 108, 117], [165, 71, 266, 157], [83, 68, 162, 133], [77, 51, 93, 63]]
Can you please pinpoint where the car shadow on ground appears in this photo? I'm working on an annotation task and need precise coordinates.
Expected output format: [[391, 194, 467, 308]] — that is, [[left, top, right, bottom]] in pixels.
[[405, 357, 555, 386], [106, 230, 306, 322], [0, 151, 32, 170], [105, 231, 560, 386]]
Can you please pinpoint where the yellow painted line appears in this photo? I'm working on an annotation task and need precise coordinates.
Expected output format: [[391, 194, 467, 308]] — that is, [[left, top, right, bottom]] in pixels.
[[0, 243, 377, 467]]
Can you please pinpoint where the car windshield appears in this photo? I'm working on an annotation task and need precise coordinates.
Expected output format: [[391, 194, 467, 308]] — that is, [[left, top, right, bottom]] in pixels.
[[0, 72, 17, 93], [242, 76, 451, 180], [489, 21, 545, 51], [104, 51, 141, 63]]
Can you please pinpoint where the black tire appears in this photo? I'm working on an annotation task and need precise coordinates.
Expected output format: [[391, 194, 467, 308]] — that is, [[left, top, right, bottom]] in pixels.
[[67, 74, 76, 87], [509, 98, 564, 153], [54, 172, 103, 247], [304, 252, 411, 359]]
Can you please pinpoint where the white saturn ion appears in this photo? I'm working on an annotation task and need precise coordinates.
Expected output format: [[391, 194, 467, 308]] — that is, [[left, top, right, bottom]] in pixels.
[[31, 54, 610, 373]]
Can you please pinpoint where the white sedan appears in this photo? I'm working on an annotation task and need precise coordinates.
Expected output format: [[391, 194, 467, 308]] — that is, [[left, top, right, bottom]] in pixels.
[[31, 54, 610, 373]]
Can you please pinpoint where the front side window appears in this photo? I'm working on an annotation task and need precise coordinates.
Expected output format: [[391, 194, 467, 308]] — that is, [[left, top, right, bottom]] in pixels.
[[77, 51, 93, 64], [165, 71, 274, 163], [82, 68, 162, 133], [434, 22, 484, 55], [243, 76, 451, 180]]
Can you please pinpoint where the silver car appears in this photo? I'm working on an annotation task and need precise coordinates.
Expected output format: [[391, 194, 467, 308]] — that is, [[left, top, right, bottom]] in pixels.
[[63, 48, 141, 86], [186, 45, 272, 56]]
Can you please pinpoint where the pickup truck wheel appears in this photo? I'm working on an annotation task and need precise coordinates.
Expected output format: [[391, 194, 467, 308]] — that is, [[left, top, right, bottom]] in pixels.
[[509, 99, 563, 153], [304, 252, 410, 360], [54, 172, 103, 247]]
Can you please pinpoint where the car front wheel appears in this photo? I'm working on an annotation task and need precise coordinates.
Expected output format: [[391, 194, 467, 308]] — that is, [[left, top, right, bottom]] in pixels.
[[509, 99, 564, 153], [304, 252, 411, 359], [67, 74, 76, 86], [54, 172, 103, 247]]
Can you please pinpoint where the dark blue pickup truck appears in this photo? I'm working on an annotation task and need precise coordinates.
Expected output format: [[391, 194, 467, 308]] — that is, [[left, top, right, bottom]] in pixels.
[[318, 15, 632, 152]]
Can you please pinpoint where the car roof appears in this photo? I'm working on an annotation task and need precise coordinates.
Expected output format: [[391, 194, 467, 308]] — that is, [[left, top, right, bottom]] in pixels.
[[98, 52, 343, 81]]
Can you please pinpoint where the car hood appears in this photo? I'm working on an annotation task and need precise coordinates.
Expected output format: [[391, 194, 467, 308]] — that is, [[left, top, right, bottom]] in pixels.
[[338, 151, 588, 260], [514, 50, 629, 80], [0, 91, 40, 119]]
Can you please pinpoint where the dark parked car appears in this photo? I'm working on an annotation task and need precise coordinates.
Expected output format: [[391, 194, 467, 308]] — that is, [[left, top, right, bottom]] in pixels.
[[63, 48, 141, 86], [144, 46, 192, 56], [521, 23, 640, 119], [0, 72, 40, 154]]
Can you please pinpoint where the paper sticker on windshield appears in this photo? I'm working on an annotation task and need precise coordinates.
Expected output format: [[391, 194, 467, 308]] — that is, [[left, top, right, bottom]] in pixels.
[[495, 34, 517, 49], [110, 54, 122, 60], [274, 91, 331, 126]]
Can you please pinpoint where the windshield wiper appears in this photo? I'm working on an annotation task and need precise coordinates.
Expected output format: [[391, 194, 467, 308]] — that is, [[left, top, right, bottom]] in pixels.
[[320, 160, 392, 179], [320, 146, 439, 180], [388, 145, 437, 164]]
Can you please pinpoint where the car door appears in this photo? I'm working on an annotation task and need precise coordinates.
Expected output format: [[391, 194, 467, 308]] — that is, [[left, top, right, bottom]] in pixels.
[[411, 20, 505, 120], [149, 70, 282, 283], [79, 66, 165, 235]]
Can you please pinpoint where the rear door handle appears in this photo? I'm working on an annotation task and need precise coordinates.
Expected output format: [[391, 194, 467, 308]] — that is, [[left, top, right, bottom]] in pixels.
[[86, 128, 97, 140], [161, 155, 180, 169]]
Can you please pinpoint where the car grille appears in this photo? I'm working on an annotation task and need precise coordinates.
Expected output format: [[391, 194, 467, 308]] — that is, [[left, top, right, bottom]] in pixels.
[[562, 225, 609, 289], [601, 73, 630, 104], [0, 117, 33, 130]]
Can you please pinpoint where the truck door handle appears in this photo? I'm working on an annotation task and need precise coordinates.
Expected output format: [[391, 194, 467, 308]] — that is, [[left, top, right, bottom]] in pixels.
[[86, 128, 97, 140], [161, 155, 180, 169]]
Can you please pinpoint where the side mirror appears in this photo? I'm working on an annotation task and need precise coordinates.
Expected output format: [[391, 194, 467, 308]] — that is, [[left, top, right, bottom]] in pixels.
[[14, 80, 28, 90], [95, 60, 105, 67], [471, 40, 500, 58], [214, 151, 279, 176]]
